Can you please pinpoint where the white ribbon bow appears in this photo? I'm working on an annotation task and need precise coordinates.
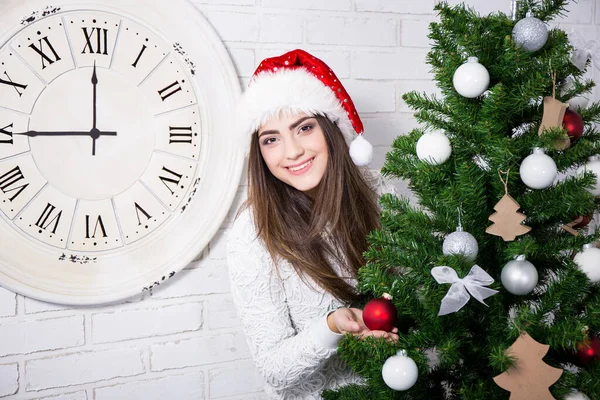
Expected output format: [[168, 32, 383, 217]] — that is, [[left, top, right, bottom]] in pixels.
[[568, 29, 600, 71], [431, 265, 499, 316]]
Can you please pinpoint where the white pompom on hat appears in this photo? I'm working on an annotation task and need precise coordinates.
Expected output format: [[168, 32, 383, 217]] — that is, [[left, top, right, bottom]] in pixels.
[[237, 49, 373, 166]]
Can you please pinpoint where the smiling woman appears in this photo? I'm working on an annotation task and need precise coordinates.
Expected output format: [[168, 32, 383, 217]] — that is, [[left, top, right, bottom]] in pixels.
[[226, 49, 399, 399]]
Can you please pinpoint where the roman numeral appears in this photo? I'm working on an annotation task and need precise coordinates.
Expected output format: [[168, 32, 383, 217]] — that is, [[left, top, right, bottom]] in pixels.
[[169, 126, 193, 144], [85, 215, 107, 238], [159, 166, 183, 195], [81, 27, 108, 55], [35, 203, 62, 234], [0, 123, 13, 144], [28, 36, 61, 69], [0, 72, 27, 97], [0, 165, 28, 201], [158, 81, 182, 101], [134, 202, 152, 225], [132, 44, 147, 68]]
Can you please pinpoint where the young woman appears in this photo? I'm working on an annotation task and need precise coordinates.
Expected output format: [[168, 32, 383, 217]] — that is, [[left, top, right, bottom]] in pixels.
[[227, 49, 398, 399]]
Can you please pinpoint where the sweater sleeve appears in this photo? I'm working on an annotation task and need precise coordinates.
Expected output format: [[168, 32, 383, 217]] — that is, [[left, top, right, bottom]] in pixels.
[[226, 209, 343, 392]]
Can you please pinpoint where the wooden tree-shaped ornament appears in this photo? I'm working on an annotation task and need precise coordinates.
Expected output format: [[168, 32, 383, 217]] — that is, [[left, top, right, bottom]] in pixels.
[[538, 73, 570, 150], [493, 332, 563, 399], [486, 170, 531, 241]]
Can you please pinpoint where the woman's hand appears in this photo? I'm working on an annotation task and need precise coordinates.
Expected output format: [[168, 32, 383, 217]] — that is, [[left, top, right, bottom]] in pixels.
[[327, 307, 399, 342]]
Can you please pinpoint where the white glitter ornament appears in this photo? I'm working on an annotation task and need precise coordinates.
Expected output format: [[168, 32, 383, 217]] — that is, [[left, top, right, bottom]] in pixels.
[[382, 350, 419, 391], [574, 243, 600, 283], [576, 155, 600, 196], [512, 11, 549, 52], [501, 255, 538, 295], [453, 57, 490, 98], [520, 147, 557, 189], [443, 225, 479, 262], [416, 132, 452, 165]]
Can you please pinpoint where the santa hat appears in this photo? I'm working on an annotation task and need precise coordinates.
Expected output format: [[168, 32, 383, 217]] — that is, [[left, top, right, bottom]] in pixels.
[[237, 49, 373, 166]]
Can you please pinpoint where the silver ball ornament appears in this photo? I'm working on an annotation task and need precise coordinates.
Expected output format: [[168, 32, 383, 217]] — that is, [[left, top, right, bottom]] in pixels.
[[574, 244, 600, 283], [512, 11, 548, 52], [501, 255, 538, 295], [442, 226, 479, 262]]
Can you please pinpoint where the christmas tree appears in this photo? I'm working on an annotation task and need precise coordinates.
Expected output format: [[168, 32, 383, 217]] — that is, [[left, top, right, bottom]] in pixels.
[[325, 1, 600, 399]]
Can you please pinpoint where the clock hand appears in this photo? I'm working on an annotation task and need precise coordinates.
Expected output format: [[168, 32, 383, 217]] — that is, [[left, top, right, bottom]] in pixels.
[[13, 130, 117, 137], [91, 62, 100, 156]]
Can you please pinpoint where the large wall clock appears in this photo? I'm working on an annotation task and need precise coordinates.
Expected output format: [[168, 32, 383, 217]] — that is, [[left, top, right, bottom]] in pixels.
[[0, 0, 243, 304]]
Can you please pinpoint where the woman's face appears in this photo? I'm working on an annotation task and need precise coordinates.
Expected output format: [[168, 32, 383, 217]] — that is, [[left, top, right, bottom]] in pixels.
[[257, 113, 329, 193]]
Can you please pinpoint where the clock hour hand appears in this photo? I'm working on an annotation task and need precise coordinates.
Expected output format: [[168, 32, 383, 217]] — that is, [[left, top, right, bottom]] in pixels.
[[13, 130, 117, 137], [91, 61, 98, 131]]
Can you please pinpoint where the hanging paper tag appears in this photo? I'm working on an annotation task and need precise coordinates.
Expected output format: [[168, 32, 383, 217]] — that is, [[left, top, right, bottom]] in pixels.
[[538, 96, 570, 150]]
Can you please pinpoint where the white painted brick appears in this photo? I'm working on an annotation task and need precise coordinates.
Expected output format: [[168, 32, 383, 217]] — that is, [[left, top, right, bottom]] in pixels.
[[0, 286, 16, 317], [256, 49, 351, 79], [94, 373, 204, 400], [37, 391, 87, 400], [25, 348, 145, 390], [92, 302, 203, 343], [192, 0, 254, 5], [442, 0, 510, 16], [228, 48, 255, 77], [397, 79, 441, 112], [363, 117, 417, 147], [356, 0, 436, 14], [352, 50, 430, 80], [24, 297, 74, 314], [306, 16, 397, 46], [261, 0, 351, 11], [151, 265, 231, 299], [0, 316, 84, 356], [208, 296, 240, 329], [206, 12, 259, 42], [260, 14, 303, 43], [208, 359, 264, 398], [208, 229, 227, 259], [222, 188, 248, 228], [370, 145, 392, 170], [150, 331, 250, 371], [344, 80, 396, 113], [401, 19, 433, 48], [558, 0, 594, 24], [0, 363, 18, 397]]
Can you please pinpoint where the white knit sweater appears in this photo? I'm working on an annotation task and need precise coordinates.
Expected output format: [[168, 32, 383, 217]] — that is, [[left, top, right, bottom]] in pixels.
[[226, 171, 395, 399]]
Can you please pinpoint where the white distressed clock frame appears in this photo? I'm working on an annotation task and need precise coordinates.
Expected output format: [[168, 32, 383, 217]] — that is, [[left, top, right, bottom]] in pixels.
[[0, 0, 243, 304]]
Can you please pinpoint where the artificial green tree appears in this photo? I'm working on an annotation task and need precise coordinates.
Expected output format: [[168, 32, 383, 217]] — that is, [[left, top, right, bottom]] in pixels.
[[326, 1, 600, 399]]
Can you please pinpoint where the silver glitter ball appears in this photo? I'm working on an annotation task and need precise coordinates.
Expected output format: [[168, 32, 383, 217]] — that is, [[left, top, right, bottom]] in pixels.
[[442, 227, 479, 262], [512, 12, 548, 52], [501, 255, 538, 295]]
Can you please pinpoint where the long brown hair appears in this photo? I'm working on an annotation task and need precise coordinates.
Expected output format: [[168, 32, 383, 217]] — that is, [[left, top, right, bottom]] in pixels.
[[244, 114, 380, 303]]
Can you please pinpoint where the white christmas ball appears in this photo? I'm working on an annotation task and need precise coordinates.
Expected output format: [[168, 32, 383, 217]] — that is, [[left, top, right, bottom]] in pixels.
[[416, 132, 452, 165], [443, 227, 479, 262], [574, 244, 600, 283], [565, 391, 590, 400], [453, 56, 490, 98], [520, 148, 557, 189], [501, 256, 538, 295], [576, 155, 600, 196], [382, 350, 418, 391]]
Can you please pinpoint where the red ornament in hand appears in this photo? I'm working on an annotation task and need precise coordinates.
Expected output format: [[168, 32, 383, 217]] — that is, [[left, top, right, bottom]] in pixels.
[[563, 108, 584, 141], [576, 336, 600, 366], [363, 293, 397, 332]]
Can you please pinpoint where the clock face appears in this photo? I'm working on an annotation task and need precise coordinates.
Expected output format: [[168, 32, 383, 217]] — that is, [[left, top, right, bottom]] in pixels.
[[0, 0, 242, 304]]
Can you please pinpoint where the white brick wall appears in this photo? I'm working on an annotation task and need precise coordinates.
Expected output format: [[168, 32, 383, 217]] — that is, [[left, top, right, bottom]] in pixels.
[[1, 0, 599, 399]]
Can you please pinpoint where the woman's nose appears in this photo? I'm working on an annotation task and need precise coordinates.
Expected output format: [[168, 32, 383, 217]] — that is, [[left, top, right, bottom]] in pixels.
[[284, 137, 304, 159]]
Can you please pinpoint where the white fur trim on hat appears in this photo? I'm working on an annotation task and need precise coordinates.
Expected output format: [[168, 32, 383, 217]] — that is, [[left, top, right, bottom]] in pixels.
[[237, 68, 356, 151]]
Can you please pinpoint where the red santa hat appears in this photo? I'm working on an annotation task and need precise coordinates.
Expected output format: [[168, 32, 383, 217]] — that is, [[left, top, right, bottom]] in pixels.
[[237, 49, 373, 166]]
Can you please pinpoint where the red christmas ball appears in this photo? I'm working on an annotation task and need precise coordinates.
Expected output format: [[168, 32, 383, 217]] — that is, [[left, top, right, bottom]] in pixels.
[[575, 336, 600, 366], [572, 214, 593, 230], [363, 293, 397, 332], [563, 108, 584, 141]]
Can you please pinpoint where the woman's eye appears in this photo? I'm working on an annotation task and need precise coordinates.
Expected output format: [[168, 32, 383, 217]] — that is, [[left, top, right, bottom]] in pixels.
[[262, 137, 277, 145], [299, 124, 313, 133]]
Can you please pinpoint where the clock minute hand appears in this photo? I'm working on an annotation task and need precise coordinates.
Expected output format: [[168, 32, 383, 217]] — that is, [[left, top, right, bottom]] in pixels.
[[13, 130, 118, 137]]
